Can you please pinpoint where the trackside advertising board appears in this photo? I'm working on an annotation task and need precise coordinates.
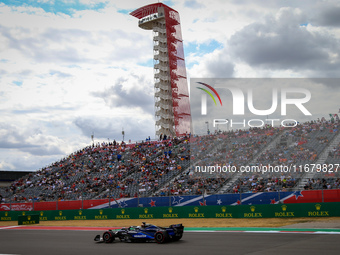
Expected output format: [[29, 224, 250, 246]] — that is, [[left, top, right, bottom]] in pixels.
[[17, 214, 39, 225], [1, 202, 339, 221]]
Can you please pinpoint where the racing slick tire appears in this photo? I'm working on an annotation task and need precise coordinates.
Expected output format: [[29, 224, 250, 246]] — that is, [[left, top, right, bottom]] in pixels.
[[103, 231, 115, 243], [155, 231, 168, 244]]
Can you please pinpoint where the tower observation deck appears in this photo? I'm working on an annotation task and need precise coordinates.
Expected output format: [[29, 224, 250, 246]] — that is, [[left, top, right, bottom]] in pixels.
[[130, 3, 191, 138]]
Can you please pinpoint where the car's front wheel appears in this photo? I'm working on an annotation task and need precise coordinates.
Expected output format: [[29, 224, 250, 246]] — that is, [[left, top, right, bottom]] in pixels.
[[103, 231, 114, 243]]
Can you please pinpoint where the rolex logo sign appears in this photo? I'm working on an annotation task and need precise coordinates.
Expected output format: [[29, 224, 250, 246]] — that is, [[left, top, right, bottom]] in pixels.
[[308, 203, 329, 216], [163, 207, 177, 218], [215, 206, 232, 218], [39, 211, 47, 221], [2, 211, 11, 220], [188, 206, 204, 218], [116, 208, 130, 219], [55, 211, 66, 220], [244, 205, 262, 218], [275, 204, 294, 217], [74, 210, 86, 220], [139, 207, 153, 219], [22, 212, 25, 216], [95, 209, 107, 220], [18, 214, 39, 225]]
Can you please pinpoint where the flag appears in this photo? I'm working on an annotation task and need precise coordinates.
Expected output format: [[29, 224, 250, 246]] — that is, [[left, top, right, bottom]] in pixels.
[[199, 200, 206, 206]]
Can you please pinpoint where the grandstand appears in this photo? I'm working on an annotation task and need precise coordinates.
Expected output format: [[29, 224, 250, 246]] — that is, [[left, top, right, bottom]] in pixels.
[[1, 118, 339, 205]]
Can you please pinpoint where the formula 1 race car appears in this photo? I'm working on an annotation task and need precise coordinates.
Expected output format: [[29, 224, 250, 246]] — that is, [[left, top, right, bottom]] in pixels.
[[94, 222, 184, 244]]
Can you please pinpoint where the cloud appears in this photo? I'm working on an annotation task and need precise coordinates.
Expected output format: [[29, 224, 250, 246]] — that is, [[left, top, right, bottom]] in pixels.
[[313, 5, 340, 27], [21, 144, 64, 156], [74, 115, 155, 142], [9, 104, 76, 115], [0, 5, 152, 66], [0, 123, 35, 148], [203, 52, 234, 77], [188, 48, 235, 78], [228, 8, 340, 75], [184, 0, 205, 9], [0, 25, 92, 64], [92, 74, 155, 115], [0, 122, 64, 157], [0, 150, 63, 171], [49, 69, 73, 78]]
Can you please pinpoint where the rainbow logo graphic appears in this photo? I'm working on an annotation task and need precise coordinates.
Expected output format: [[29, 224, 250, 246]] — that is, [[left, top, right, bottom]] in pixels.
[[196, 82, 222, 115]]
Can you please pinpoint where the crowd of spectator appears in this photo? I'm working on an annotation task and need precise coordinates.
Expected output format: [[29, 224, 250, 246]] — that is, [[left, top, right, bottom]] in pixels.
[[157, 172, 228, 196], [1, 135, 191, 202], [0, 117, 339, 203], [233, 174, 296, 193], [304, 177, 340, 190], [328, 142, 340, 159]]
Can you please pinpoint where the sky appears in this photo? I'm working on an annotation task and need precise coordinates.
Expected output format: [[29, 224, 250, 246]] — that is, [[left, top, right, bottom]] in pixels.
[[0, 0, 339, 171]]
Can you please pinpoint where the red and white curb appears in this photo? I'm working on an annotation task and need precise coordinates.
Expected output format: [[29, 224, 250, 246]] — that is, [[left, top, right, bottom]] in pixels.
[[186, 230, 340, 235]]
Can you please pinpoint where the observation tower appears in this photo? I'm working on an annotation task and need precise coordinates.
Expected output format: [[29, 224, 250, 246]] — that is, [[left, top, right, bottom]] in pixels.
[[130, 3, 191, 137]]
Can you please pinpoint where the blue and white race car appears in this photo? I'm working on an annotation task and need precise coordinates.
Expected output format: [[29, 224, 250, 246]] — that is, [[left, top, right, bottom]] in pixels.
[[94, 222, 184, 244]]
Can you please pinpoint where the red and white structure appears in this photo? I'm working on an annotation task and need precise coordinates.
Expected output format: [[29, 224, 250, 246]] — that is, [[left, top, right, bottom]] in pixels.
[[131, 3, 191, 137]]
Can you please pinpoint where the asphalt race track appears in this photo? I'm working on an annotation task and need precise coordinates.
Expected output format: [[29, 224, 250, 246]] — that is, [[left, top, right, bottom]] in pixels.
[[0, 229, 339, 255]]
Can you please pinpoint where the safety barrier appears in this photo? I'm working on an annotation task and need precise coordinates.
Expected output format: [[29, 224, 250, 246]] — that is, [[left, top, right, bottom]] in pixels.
[[2, 189, 340, 212], [18, 214, 39, 225], [1, 202, 339, 222]]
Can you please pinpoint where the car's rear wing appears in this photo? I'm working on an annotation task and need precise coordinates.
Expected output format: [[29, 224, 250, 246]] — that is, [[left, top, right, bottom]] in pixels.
[[169, 223, 183, 228]]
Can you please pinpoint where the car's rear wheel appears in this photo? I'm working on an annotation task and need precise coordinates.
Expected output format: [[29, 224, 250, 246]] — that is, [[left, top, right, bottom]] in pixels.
[[155, 231, 168, 244], [103, 231, 114, 243]]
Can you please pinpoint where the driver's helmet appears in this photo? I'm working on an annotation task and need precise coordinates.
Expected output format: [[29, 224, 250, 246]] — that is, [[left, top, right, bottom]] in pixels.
[[141, 222, 147, 228]]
